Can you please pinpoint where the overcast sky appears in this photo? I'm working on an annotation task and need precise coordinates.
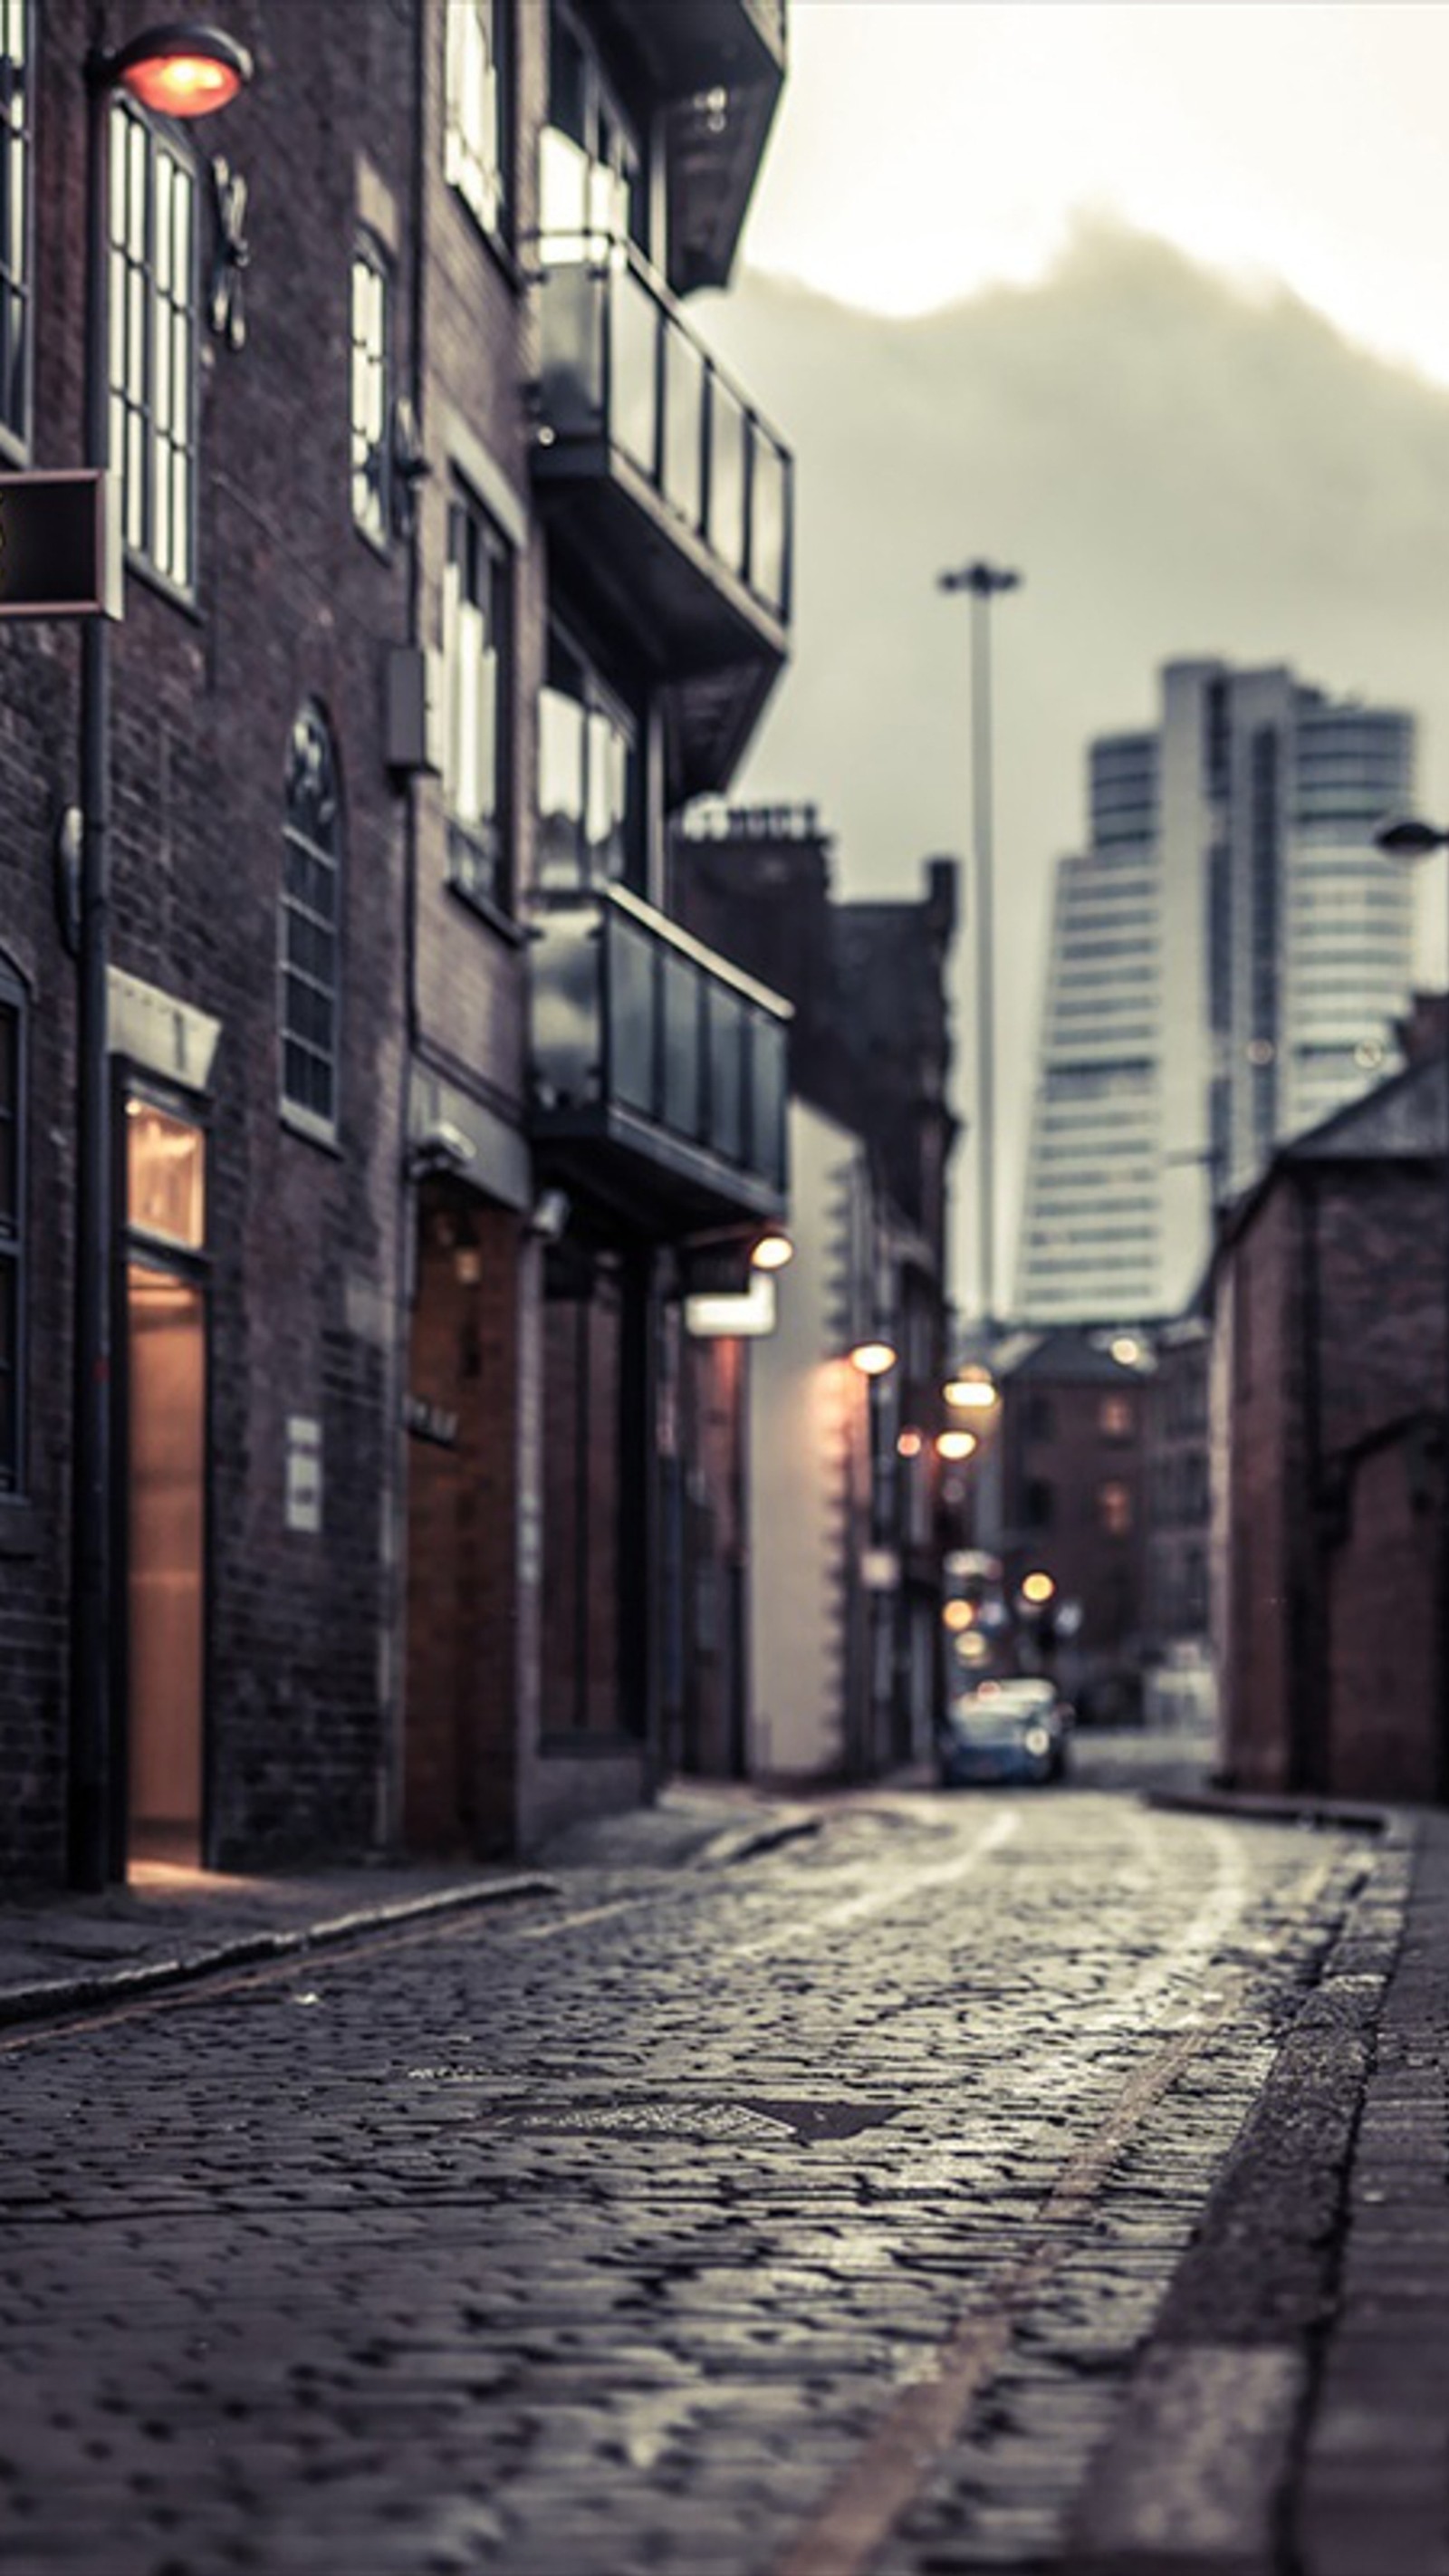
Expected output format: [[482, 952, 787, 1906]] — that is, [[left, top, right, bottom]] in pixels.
[[714, 2, 1449, 1316], [748, 1, 1449, 380]]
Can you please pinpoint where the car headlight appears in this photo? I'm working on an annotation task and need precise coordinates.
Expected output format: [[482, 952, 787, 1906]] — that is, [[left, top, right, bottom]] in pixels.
[[1022, 1725, 1051, 1758]]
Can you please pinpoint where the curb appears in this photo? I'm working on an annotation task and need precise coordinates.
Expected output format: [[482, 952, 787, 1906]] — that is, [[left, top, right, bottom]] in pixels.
[[1066, 1816, 1416, 2571], [694, 1813, 825, 1868], [1146, 1784, 1399, 1839], [0, 1870, 559, 2033]]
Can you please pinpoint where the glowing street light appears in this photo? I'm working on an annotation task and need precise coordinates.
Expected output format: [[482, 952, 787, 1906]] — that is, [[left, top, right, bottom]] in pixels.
[[936, 1428, 978, 1463], [750, 1226, 794, 1273], [107, 23, 252, 115], [849, 1340, 897, 1379], [944, 1365, 997, 1413]]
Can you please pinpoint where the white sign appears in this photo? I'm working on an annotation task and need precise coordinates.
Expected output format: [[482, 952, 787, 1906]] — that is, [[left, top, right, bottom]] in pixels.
[[285, 1414, 322, 1534]]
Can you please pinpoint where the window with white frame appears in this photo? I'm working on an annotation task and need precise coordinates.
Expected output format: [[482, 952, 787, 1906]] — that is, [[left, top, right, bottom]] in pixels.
[[110, 100, 197, 591], [541, 2, 646, 259], [0, 0, 34, 449], [0, 959, 24, 1495], [280, 707, 342, 1134], [444, 487, 510, 908], [445, 0, 508, 240], [350, 238, 390, 544]]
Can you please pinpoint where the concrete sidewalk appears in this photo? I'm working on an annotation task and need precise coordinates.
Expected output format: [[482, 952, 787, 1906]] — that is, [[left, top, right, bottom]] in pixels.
[[0, 1781, 824, 2029]]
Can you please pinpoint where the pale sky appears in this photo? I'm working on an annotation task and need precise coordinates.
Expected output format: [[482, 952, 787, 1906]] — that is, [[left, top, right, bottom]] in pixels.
[[749, 2, 1449, 387], [724, 1, 1449, 1308]]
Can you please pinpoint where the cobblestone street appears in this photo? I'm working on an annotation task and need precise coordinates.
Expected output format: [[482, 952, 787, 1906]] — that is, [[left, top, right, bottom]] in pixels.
[[0, 1757, 1396, 2576]]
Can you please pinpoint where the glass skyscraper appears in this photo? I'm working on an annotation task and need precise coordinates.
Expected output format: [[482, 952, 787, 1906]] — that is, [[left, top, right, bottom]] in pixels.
[[1015, 660, 1416, 1322]]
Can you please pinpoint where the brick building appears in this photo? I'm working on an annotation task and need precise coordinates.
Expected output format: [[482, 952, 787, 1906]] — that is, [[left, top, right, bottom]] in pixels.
[[1213, 1054, 1446, 1801], [673, 809, 958, 1779], [2, 0, 791, 1885], [987, 1326, 1154, 1722]]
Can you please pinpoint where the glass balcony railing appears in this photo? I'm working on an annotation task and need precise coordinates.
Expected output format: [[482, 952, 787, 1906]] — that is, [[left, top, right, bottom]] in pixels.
[[535, 241, 792, 631], [530, 884, 789, 1210]]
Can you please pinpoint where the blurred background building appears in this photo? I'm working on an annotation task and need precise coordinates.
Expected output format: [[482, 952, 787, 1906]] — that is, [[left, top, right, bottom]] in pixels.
[[1015, 659, 1416, 1324]]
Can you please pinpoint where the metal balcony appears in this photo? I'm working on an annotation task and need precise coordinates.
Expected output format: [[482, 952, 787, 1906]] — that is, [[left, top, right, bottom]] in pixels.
[[533, 242, 792, 803], [529, 884, 790, 1233], [591, 1, 787, 291]]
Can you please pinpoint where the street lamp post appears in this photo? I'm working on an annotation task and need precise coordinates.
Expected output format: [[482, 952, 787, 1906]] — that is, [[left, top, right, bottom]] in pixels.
[[69, 22, 251, 1889], [938, 559, 1021, 1339], [1375, 812, 1449, 1802]]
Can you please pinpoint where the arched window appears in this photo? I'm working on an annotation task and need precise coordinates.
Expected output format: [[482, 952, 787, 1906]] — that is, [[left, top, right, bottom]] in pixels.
[[0, 951, 26, 1495], [280, 706, 342, 1135]]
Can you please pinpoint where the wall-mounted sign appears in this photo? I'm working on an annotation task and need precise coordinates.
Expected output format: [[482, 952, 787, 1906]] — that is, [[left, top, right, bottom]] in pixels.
[[285, 1414, 322, 1534], [0, 470, 122, 618]]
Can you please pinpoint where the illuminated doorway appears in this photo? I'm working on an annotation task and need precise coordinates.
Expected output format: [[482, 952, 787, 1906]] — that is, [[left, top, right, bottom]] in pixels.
[[122, 1095, 207, 1867]]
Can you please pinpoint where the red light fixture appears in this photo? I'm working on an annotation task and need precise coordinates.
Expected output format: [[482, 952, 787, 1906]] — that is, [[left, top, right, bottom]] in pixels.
[[105, 23, 252, 118]]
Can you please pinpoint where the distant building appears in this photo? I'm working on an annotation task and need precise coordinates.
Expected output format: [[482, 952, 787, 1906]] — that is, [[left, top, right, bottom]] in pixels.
[[1016, 660, 1416, 1323], [674, 809, 958, 1779], [1142, 1311, 1212, 1662], [1213, 1054, 1446, 1800], [988, 1326, 1153, 1722]]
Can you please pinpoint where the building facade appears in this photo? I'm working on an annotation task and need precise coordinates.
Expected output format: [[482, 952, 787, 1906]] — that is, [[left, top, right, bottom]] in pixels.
[[987, 1326, 1152, 1721], [1, 0, 792, 1886], [674, 809, 959, 1780], [1016, 659, 1416, 1324], [1213, 1058, 1445, 1801]]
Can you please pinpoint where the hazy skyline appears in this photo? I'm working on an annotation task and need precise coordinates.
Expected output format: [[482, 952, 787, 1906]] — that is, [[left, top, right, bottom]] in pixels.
[[707, 4, 1449, 1317]]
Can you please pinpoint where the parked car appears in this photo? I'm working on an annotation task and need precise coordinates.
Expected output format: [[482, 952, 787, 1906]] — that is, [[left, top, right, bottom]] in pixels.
[[936, 1677, 1072, 1788]]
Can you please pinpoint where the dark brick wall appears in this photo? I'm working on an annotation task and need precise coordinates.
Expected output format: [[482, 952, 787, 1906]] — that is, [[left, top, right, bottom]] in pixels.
[[1328, 1426, 1439, 1802], [1219, 1159, 1446, 1797], [3, 0, 420, 1879]]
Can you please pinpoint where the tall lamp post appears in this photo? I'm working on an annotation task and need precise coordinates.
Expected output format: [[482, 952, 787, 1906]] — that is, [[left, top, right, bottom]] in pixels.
[[937, 560, 1021, 1341], [1374, 812, 1449, 1802], [70, 22, 252, 1890]]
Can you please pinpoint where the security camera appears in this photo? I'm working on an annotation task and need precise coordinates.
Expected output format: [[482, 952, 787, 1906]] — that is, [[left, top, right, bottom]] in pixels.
[[408, 1120, 475, 1177]]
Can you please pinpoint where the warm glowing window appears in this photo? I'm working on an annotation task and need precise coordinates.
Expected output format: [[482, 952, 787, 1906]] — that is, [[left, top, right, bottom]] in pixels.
[[1099, 1393, 1133, 1440], [1099, 1478, 1133, 1537], [0, 963, 23, 1494], [126, 1099, 206, 1249], [0, 0, 34, 448], [444, 487, 510, 909], [110, 101, 197, 591], [350, 238, 390, 545], [445, 0, 509, 240], [281, 706, 342, 1133]]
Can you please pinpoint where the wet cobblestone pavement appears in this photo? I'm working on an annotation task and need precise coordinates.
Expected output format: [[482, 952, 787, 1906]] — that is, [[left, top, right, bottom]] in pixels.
[[0, 1782, 1380, 2574]]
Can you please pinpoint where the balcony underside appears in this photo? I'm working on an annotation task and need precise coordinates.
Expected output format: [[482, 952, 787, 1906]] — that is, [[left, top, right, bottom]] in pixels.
[[535, 461, 786, 802], [532, 1102, 787, 1238], [594, 0, 785, 291]]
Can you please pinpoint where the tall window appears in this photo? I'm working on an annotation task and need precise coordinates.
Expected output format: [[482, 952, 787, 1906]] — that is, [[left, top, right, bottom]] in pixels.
[[281, 708, 342, 1135], [537, 621, 638, 892], [541, 2, 645, 257], [0, 0, 33, 449], [110, 101, 197, 591], [445, 0, 508, 240], [444, 487, 510, 908], [350, 238, 390, 545], [0, 961, 24, 1495]]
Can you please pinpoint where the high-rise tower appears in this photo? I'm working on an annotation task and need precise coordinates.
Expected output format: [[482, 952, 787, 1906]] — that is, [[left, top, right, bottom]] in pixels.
[[1015, 660, 1416, 1322]]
